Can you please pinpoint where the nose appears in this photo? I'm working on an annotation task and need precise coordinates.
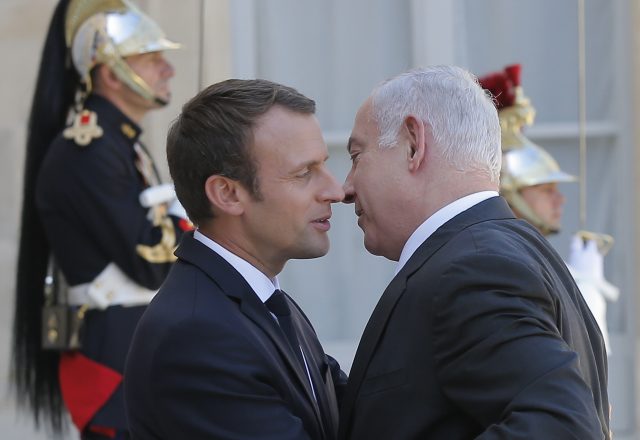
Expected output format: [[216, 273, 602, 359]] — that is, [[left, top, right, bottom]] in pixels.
[[160, 54, 175, 79], [321, 168, 345, 203], [342, 169, 355, 204], [553, 188, 565, 206]]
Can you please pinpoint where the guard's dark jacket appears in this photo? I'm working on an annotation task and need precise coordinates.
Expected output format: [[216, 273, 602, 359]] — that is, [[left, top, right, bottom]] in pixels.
[[36, 94, 187, 431]]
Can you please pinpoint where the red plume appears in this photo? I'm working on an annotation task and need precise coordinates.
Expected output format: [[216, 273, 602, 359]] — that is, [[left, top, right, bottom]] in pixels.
[[504, 64, 521, 87], [478, 64, 522, 110]]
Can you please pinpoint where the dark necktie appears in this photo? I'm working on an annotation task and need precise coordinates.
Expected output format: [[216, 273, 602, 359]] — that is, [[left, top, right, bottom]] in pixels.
[[266, 289, 305, 370]]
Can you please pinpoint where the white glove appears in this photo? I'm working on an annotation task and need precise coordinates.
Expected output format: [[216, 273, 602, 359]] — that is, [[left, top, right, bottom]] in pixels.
[[168, 198, 189, 220], [139, 183, 176, 208], [568, 235, 603, 281]]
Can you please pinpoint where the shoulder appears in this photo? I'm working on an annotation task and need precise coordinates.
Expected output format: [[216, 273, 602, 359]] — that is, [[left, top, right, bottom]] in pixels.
[[423, 219, 561, 327], [146, 261, 226, 321], [134, 266, 271, 372], [43, 125, 127, 173], [412, 217, 549, 284]]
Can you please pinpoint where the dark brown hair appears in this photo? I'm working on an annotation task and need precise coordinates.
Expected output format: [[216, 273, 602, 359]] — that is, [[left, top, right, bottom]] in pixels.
[[167, 79, 315, 226]]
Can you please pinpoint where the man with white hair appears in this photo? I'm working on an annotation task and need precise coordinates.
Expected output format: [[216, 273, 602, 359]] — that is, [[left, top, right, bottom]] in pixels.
[[338, 66, 609, 439]]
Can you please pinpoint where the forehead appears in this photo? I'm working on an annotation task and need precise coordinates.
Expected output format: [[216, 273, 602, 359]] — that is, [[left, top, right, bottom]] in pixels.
[[349, 98, 378, 151], [251, 105, 326, 164], [125, 51, 162, 64], [521, 182, 559, 198], [529, 182, 559, 190]]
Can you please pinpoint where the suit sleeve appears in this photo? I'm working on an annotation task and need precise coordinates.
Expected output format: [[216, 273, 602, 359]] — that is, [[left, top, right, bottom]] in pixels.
[[149, 319, 312, 440], [327, 354, 348, 407], [432, 253, 605, 439]]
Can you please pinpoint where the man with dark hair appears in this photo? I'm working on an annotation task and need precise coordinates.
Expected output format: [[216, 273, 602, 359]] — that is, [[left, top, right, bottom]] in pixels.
[[13, 1, 189, 438], [125, 79, 347, 440]]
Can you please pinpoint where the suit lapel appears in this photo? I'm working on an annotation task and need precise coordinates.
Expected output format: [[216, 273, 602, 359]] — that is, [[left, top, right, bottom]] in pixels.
[[339, 197, 516, 436], [337, 273, 407, 439], [239, 292, 320, 415], [175, 233, 321, 423]]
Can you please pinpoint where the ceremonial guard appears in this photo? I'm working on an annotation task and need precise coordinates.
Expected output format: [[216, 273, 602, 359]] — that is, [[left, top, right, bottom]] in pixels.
[[13, 1, 189, 438], [479, 64, 619, 353]]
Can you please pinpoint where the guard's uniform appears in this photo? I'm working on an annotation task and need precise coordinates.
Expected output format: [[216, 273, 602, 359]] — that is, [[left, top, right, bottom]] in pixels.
[[36, 94, 188, 434], [13, 1, 183, 437]]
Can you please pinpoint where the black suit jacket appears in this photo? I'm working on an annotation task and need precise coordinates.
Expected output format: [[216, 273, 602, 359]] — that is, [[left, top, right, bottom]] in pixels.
[[125, 232, 346, 439], [339, 197, 609, 440]]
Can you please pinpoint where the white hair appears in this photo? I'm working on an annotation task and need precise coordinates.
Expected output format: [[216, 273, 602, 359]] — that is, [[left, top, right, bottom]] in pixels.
[[371, 65, 501, 182]]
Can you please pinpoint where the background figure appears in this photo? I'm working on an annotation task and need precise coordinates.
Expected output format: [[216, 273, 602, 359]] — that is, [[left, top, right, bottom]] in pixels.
[[478, 64, 620, 353], [12, 1, 189, 438], [338, 66, 609, 439], [125, 79, 347, 439]]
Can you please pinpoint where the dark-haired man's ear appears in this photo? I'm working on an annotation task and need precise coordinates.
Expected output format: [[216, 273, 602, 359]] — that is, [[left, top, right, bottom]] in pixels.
[[204, 175, 244, 216], [404, 115, 426, 172]]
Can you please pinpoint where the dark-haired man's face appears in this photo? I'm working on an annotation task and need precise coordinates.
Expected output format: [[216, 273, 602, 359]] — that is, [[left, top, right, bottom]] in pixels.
[[240, 105, 344, 273]]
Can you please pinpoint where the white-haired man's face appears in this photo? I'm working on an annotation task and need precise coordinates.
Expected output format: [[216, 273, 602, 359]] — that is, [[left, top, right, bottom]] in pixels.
[[343, 99, 415, 261]]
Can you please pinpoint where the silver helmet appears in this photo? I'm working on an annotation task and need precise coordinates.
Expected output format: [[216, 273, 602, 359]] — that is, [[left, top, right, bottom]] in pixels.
[[65, 0, 180, 105], [479, 64, 575, 234]]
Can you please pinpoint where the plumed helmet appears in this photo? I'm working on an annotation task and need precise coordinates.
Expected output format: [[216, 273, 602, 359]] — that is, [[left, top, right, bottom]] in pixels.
[[479, 64, 575, 234], [65, 0, 180, 104]]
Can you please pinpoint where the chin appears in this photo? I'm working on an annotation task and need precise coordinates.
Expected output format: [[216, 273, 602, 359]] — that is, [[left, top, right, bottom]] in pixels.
[[364, 237, 400, 261], [296, 250, 329, 260], [295, 241, 330, 259], [363, 238, 382, 257], [155, 91, 172, 106]]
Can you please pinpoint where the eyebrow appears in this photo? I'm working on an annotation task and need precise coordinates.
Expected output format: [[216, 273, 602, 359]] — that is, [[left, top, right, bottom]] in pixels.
[[293, 155, 330, 171]]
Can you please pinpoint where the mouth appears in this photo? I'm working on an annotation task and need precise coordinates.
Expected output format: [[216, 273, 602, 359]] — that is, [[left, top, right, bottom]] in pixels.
[[312, 214, 332, 231]]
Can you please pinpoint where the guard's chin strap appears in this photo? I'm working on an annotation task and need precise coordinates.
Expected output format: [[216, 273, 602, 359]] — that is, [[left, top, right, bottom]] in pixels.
[[153, 96, 168, 106], [109, 56, 168, 107]]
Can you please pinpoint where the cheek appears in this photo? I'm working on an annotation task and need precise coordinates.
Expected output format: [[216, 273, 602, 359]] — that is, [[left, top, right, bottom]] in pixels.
[[353, 165, 378, 193], [275, 196, 306, 227]]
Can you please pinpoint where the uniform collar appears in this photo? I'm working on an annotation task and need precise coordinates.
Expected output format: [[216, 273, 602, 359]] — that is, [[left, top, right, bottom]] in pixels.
[[84, 94, 142, 145]]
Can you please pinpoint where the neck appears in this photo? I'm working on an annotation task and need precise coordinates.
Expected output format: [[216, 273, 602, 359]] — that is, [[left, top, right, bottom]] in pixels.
[[417, 168, 498, 225], [93, 90, 149, 124], [198, 223, 283, 279]]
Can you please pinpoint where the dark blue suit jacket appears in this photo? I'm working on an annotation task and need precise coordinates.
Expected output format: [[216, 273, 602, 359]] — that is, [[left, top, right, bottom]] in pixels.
[[338, 196, 609, 440], [125, 232, 346, 439]]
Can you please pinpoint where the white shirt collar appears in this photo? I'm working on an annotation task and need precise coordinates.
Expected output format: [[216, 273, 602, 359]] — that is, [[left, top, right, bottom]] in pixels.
[[194, 230, 280, 303], [395, 191, 499, 274]]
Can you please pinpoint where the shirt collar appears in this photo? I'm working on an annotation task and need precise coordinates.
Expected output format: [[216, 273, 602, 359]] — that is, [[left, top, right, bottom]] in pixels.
[[395, 191, 499, 274], [193, 230, 280, 303]]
